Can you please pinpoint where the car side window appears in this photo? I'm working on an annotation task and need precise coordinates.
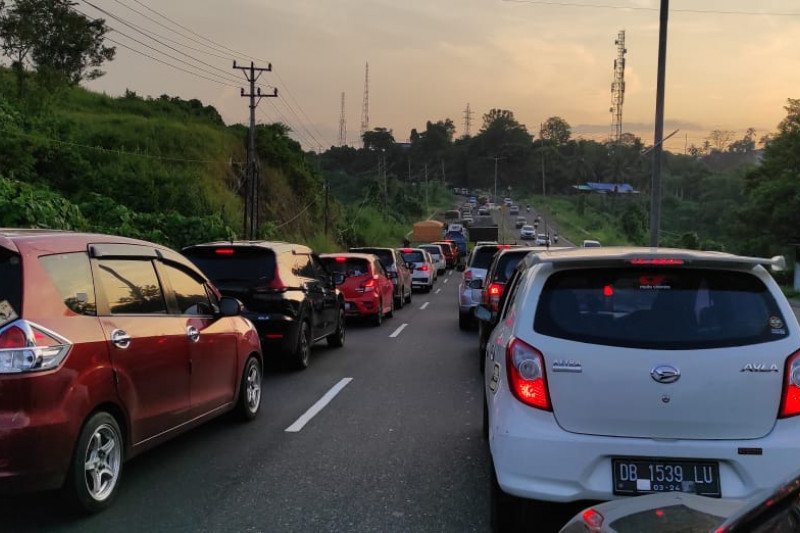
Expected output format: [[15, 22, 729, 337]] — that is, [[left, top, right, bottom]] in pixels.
[[95, 259, 167, 315], [500, 271, 523, 320], [161, 263, 214, 316], [375, 260, 386, 277], [39, 252, 97, 316], [294, 254, 315, 279]]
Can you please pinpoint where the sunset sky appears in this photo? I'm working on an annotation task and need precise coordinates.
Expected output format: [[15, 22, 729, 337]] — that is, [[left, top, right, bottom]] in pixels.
[[83, 0, 800, 153]]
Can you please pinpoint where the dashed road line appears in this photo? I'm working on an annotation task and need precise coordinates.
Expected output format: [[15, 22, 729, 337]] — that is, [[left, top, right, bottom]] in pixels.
[[285, 378, 353, 433], [435, 288, 441, 294], [389, 323, 408, 338], [443, 278, 449, 284], [420, 302, 430, 310]]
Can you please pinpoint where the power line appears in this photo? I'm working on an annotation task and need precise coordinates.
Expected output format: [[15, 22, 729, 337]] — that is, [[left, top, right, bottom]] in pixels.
[[80, 1, 242, 84], [501, 0, 800, 16]]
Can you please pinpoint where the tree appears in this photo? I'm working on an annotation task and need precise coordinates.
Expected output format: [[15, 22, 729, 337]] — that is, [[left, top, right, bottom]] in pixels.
[[362, 127, 395, 152], [728, 127, 756, 154], [0, 0, 115, 90], [539, 116, 571, 146], [706, 129, 735, 152]]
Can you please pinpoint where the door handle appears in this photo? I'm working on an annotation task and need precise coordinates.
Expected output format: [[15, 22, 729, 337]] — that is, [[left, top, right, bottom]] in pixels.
[[111, 329, 131, 349], [186, 326, 200, 343]]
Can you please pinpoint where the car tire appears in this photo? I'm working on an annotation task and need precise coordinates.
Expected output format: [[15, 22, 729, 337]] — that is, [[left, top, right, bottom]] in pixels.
[[458, 311, 472, 331], [405, 287, 412, 304], [386, 297, 394, 318], [237, 356, 262, 421], [65, 411, 124, 514], [482, 399, 489, 440], [373, 301, 383, 327], [394, 289, 404, 309], [327, 309, 346, 347], [292, 321, 312, 370]]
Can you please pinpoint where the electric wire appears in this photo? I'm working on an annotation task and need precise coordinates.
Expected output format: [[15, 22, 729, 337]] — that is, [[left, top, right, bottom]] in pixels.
[[501, 0, 800, 16]]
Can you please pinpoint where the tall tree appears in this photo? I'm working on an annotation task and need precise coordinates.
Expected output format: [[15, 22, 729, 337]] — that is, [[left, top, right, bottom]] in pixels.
[[539, 116, 571, 146]]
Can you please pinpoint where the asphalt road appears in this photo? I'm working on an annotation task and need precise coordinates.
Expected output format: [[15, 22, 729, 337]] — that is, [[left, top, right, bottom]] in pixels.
[[489, 203, 575, 247], [1, 270, 514, 533]]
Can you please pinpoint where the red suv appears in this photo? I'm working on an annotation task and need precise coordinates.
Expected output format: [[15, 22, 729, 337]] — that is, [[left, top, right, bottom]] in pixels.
[[432, 240, 458, 269], [0, 230, 262, 512], [320, 253, 395, 326]]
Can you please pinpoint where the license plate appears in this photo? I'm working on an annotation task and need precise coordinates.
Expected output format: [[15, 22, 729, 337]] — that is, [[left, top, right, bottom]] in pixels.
[[612, 458, 721, 497]]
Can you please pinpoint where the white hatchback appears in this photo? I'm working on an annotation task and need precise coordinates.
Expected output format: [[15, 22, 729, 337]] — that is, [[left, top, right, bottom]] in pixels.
[[481, 247, 798, 530]]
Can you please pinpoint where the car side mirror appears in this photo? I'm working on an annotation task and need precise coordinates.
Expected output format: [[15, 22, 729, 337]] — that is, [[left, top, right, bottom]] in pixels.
[[456, 264, 465, 272], [468, 279, 483, 290], [475, 305, 496, 324], [219, 296, 243, 317]]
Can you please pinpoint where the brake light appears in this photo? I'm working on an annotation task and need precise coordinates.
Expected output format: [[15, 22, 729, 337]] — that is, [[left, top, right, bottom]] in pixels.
[[498, 245, 511, 249], [402, 248, 412, 253], [335, 256, 347, 263], [418, 264, 429, 272], [629, 258, 684, 266], [360, 279, 377, 292], [0, 321, 72, 374], [779, 350, 800, 418], [486, 282, 504, 312], [581, 508, 604, 529], [506, 338, 550, 410], [215, 248, 235, 255], [603, 284, 614, 297]]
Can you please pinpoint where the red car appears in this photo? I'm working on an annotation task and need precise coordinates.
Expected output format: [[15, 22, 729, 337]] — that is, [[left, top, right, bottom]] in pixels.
[[320, 253, 395, 326], [432, 240, 459, 269], [0, 230, 262, 512]]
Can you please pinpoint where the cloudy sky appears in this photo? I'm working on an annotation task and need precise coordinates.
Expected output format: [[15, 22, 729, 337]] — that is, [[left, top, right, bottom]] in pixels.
[[84, 0, 800, 152]]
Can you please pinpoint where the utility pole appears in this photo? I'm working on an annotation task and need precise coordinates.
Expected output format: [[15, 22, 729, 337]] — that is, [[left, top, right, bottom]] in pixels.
[[234, 60, 277, 240], [649, 0, 669, 247], [490, 156, 505, 204], [441, 160, 446, 185], [540, 123, 547, 197]]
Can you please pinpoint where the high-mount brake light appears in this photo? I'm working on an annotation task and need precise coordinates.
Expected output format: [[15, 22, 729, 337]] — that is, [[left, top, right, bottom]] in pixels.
[[215, 248, 235, 256], [779, 350, 800, 418], [402, 248, 413, 253], [506, 337, 551, 410], [603, 284, 614, 297], [0, 321, 72, 374], [335, 256, 347, 263], [629, 258, 684, 266]]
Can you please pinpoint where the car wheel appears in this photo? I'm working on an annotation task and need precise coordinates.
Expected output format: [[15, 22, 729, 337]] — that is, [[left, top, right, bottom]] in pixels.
[[292, 321, 312, 370], [405, 286, 412, 304], [459, 311, 472, 331], [327, 309, 346, 347], [482, 399, 489, 440], [373, 301, 383, 326], [65, 412, 123, 513], [237, 356, 262, 421], [394, 289, 404, 309], [386, 297, 394, 318]]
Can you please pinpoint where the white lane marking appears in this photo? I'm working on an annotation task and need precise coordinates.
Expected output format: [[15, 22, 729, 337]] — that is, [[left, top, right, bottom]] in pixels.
[[443, 278, 449, 284], [435, 288, 441, 294], [285, 378, 353, 433], [420, 302, 430, 310], [448, 270, 452, 276], [389, 323, 408, 338]]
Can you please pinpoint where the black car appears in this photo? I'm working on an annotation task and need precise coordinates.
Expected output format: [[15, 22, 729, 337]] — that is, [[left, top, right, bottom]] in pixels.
[[183, 241, 345, 370], [349, 247, 413, 308]]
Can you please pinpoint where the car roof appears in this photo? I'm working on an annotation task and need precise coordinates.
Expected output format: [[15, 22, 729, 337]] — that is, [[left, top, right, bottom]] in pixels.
[[184, 240, 311, 255], [0, 228, 176, 256], [319, 252, 375, 262], [518, 246, 785, 271]]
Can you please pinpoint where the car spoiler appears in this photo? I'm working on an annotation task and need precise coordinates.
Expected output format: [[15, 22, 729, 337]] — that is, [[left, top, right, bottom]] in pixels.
[[519, 249, 787, 272]]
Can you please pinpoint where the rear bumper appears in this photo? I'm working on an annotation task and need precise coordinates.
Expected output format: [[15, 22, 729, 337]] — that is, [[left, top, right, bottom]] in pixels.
[[343, 295, 379, 317], [245, 312, 299, 355], [458, 284, 482, 312], [489, 389, 800, 503]]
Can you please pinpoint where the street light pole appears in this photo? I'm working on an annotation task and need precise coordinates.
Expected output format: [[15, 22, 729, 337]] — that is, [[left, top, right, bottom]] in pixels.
[[649, 0, 670, 247]]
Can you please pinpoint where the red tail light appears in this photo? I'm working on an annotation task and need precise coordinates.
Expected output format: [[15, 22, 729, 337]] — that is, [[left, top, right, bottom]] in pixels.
[[629, 258, 684, 266], [360, 278, 377, 292], [506, 338, 551, 411], [780, 350, 800, 418], [418, 264, 429, 272], [486, 282, 505, 312], [582, 508, 604, 529], [463, 269, 473, 281], [0, 321, 72, 374], [0, 326, 27, 349]]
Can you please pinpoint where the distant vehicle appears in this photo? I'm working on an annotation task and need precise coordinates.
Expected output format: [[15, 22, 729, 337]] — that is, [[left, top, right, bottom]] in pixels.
[[468, 223, 500, 244], [349, 247, 413, 307], [1, 230, 262, 512], [444, 209, 461, 221], [519, 225, 536, 240], [503, 197, 512, 206], [461, 188, 468, 195], [432, 240, 459, 269], [447, 223, 465, 235], [535, 233, 550, 246], [398, 248, 435, 292], [419, 244, 447, 275], [514, 216, 527, 228], [457, 243, 514, 330], [444, 230, 468, 257], [320, 253, 394, 326], [480, 248, 793, 530], [509, 205, 519, 215], [462, 215, 474, 226], [469, 196, 477, 206], [582, 239, 602, 247], [477, 207, 490, 216], [475, 241, 499, 247], [185, 240, 345, 370]]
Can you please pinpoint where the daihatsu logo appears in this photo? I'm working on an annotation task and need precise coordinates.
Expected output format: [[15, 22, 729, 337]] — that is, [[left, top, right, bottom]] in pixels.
[[651, 365, 681, 384]]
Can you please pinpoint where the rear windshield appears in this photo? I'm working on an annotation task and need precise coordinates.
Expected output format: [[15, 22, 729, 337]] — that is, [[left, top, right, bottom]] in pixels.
[[401, 251, 425, 263], [183, 247, 276, 285], [470, 247, 500, 270], [320, 258, 370, 278], [535, 268, 788, 350], [419, 246, 441, 257], [493, 252, 527, 283], [444, 232, 465, 242], [0, 249, 22, 326], [351, 248, 394, 267]]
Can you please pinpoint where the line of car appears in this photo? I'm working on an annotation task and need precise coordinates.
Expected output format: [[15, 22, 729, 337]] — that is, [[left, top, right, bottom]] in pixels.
[[449, 218, 800, 531]]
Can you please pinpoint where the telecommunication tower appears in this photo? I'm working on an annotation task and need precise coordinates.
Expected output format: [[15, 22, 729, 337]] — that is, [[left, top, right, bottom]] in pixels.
[[360, 62, 370, 144], [463, 103, 473, 137], [610, 30, 627, 141], [338, 92, 347, 146]]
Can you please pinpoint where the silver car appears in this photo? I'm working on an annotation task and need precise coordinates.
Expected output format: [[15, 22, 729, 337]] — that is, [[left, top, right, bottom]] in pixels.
[[458, 244, 512, 330]]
